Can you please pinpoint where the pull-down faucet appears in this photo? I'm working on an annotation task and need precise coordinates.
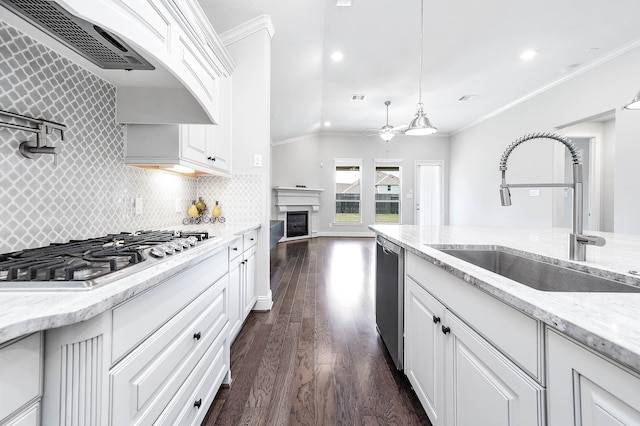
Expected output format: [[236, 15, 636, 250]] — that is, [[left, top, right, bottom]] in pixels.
[[499, 132, 605, 261]]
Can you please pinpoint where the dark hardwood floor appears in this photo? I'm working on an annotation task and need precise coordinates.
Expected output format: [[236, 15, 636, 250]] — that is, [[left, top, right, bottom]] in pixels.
[[203, 237, 431, 425]]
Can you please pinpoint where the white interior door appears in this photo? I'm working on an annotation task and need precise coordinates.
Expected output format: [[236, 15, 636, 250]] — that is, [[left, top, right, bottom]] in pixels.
[[416, 161, 443, 226]]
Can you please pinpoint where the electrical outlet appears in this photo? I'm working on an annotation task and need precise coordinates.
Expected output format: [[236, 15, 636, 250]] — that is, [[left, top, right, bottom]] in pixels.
[[529, 189, 541, 197], [135, 197, 143, 215], [175, 198, 182, 213]]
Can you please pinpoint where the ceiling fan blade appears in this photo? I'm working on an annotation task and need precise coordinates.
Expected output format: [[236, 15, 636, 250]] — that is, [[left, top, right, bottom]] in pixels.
[[392, 124, 408, 130]]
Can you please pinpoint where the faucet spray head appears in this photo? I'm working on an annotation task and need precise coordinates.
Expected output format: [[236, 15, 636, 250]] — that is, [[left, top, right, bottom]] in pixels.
[[500, 186, 512, 206]]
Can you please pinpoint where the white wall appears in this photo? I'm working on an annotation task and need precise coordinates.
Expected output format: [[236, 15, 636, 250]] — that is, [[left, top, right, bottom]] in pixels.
[[450, 46, 640, 234], [272, 132, 450, 235], [223, 19, 274, 310]]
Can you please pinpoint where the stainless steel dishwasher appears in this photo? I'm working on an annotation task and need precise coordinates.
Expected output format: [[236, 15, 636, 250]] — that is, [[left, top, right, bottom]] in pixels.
[[375, 235, 404, 370]]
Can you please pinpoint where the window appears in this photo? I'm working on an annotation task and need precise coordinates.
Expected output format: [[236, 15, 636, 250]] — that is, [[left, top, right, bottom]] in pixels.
[[375, 163, 401, 223], [335, 159, 362, 223]]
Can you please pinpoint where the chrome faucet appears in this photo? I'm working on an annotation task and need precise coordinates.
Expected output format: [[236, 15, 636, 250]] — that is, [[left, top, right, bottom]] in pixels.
[[499, 132, 605, 261]]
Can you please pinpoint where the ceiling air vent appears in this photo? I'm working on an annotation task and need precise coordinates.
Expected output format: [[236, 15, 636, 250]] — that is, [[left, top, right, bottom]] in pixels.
[[351, 94, 366, 101], [0, 0, 155, 70]]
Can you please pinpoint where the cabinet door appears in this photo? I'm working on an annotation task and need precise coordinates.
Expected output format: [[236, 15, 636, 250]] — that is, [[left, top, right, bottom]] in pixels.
[[242, 248, 257, 319], [547, 329, 640, 426], [208, 76, 232, 175], [405, 277, 445, 426], [228, 256, 243, 342], [444, 312, 545, 426], [180, 124, 209, 167]]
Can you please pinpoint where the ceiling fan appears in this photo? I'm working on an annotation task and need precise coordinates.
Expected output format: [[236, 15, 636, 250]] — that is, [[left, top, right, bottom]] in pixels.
[[366, 101, 407, 141]]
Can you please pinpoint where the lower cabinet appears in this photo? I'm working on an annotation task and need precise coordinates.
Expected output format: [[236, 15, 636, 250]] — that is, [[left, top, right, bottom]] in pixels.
[[0, 333, 42, 426], [228, 230, 258, 343], [405, 278, 544, 426], [41, 247, 231, 426], [547, 329, 640, 426], [405, 253, 545, 426]]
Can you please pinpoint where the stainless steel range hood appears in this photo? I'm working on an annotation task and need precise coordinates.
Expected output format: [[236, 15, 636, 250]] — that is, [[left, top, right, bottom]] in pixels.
[[0, 0, 154, 70]]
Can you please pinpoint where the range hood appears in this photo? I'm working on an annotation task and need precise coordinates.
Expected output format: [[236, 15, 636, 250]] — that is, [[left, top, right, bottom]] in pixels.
[[0, 0, 154, 70]]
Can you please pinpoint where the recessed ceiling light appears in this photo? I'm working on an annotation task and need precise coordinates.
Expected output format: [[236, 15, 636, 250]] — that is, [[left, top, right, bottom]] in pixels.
[[520, 49, 537, 61], [331, 51, 344, 62], [324, 121, 331, 127], [336, 0, 352, 6]]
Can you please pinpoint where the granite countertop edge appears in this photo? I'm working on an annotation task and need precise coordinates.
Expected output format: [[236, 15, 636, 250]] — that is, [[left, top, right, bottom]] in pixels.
[[0, 222, 261, 346]]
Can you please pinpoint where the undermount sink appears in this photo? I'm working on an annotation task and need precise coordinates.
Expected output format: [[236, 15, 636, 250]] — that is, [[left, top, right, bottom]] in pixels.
[[439, 248, 640, 293]]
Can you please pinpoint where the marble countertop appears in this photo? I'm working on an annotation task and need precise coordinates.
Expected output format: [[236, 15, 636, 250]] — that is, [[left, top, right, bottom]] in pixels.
[[0, 222, 260, 345], [369, 225, 640, 373]]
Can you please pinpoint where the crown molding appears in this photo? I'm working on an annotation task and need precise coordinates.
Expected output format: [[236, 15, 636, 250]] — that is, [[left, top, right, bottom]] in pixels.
[[220, 14, 275, 46]]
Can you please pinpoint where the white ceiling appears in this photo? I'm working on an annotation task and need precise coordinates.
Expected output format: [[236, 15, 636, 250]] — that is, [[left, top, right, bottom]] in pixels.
[[201, 0, 640, 144]]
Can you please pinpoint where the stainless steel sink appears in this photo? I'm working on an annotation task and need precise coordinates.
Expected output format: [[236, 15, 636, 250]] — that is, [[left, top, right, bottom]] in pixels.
[[439, 248, 640, 293]]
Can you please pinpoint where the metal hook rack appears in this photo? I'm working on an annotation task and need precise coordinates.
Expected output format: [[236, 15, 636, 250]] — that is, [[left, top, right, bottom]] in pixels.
[[0, 109, 66, 165]]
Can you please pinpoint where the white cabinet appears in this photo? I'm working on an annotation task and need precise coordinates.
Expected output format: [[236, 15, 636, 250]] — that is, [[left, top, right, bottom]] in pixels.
[[124, 111, 232, 176], [42, 247, 231, 426], [228, 237, 243, 342], [405, 252, 545, 426], [242, 245, 257, 319], [547, 329, 640, 426], [0, 333, 42, 426], [405, 277, 444, 425]]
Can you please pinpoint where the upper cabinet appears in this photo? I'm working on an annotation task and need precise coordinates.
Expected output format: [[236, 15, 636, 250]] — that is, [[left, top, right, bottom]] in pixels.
[[19, 0, 235, 124]]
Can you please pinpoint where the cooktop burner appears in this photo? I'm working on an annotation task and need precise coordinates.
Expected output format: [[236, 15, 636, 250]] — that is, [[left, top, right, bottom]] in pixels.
[[0, 230, 212, 291]]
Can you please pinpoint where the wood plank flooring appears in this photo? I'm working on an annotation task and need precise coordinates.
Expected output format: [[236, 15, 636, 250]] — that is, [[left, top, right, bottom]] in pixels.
[[203, 237, 431, 425]]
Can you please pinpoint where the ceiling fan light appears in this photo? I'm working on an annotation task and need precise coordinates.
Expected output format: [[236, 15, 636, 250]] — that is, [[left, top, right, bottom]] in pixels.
[[624, 89, 640, 110], [405, 104, 437, 135], [380, 132, 395, 141]]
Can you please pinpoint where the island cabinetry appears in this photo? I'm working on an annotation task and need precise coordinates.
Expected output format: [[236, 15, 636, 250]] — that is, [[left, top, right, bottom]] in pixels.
[[405, 252, 545, 426], [42, 247, 230, 426], [547, 329, 640, 425], [0, 333, 42, 426]]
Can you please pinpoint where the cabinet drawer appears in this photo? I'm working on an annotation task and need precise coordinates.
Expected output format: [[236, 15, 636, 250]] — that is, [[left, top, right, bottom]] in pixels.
[[243, 229, 258, 250], [111, 247, 228, 362], [0, 333, 42, 421], [407, 252, 542, 382], [110, 275, 228, 425], [156, 329, 229, 425], [228, 237, 243, 261]]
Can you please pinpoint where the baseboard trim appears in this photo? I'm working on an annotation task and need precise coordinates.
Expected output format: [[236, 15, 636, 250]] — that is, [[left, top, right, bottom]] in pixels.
[[317, 231, 375, 238], [253, 290, 273, 311]]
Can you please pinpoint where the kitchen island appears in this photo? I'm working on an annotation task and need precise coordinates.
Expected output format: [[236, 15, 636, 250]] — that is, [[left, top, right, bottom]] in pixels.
[[0, 222, 260, 426], [370, 224, 640, 426]]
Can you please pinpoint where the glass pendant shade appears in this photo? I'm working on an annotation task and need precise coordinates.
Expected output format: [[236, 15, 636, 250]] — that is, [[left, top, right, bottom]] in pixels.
[[380, 131, 395, 141], [405, 103, 437, 135], [624, 89, 640, 110]]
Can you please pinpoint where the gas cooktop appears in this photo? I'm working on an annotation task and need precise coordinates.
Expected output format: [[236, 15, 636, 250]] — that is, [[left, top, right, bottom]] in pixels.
[[0, 230, 215, 291]]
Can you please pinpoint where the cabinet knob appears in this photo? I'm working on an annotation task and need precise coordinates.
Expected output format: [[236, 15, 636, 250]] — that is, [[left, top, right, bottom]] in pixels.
[[441, 325, 451, 335], [194, 398, 202, 409], [232, 247, 238, 251], [250, 238, 254, 241], [432, 315, 441, 324], [193, 332, 201, 340]]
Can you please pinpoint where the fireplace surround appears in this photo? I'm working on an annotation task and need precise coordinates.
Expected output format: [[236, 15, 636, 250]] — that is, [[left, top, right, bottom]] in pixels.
[[273, 186, 323, 241]]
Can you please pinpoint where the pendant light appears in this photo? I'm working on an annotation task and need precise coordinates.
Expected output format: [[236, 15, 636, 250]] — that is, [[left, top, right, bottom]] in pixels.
[[405, 0, 437, 136], [624, 89, 640, 110]]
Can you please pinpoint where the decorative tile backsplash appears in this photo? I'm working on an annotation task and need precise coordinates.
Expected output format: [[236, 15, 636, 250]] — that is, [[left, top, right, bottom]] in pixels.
[[0, 19, 261, 253]]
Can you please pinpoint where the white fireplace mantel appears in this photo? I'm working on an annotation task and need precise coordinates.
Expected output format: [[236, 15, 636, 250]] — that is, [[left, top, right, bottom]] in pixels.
[[273, 186, 324, 240]]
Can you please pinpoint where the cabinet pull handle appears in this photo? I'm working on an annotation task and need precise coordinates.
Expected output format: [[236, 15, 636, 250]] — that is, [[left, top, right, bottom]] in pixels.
[[441, 325, 451, 335], [193, 332, 201, 340], [232, 247, 238, 251], [250, 238, 254, 241], [194, 399, 202, 409], [432, 315, 441, 324]]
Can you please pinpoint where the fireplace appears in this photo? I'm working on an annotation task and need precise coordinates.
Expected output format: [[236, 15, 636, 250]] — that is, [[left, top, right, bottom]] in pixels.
[[273, 186, 323, 241], [287, 211, 309, 238]]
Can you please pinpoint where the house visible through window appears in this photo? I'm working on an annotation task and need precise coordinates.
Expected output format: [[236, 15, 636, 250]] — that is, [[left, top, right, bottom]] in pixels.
[[335, 160, 361, 223], [375, 164, 401, 223]]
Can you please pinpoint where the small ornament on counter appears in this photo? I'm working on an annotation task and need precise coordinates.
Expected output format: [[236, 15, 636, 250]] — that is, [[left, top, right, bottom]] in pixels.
[[182, 197, 226, 224]]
